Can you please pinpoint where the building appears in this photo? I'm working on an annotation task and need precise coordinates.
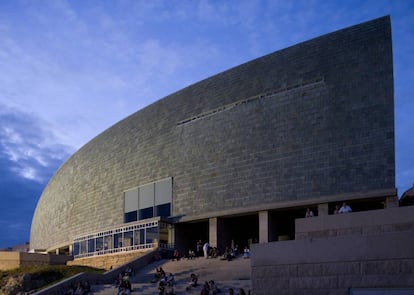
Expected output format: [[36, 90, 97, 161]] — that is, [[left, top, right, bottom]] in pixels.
[[30, 16, 395, 266]]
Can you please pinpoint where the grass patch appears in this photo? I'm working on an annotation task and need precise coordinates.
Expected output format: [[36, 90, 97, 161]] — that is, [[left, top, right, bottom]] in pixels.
[[0, 265, 105, 293]]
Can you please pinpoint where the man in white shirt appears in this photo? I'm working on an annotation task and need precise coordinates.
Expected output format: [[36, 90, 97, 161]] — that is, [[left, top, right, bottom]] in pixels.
[[203, 242, 209, 258], [339, 202, 352, 213]]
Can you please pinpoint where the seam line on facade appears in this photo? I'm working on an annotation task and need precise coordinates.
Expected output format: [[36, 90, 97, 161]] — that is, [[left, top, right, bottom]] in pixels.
[[176, 77, 325, 126]]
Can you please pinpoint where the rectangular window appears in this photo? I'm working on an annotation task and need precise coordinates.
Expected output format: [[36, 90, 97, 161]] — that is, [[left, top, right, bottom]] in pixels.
[[123, 231, 133, 247], [73, 242, 80, 255], [80, 240, 87, 254], [140, 207, 154, 220], [114, 233, 122, 248], [146, 226, 159, 244], [133, 230, 140, 245], [88, 239, 95, 253], [124, 177, 172, 222], [140, 229, 145, 244], [96, 237, 103, 251], [156, 203, 171, 217], [104, 235, 112, 250], [124, 211, 138, 223]]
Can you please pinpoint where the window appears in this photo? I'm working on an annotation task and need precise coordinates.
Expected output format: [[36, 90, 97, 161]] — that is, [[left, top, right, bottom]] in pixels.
[[123, 177, 172, 222], [88, 239, 95, 253], [123, 231, 133, 247], [73, 219, 164, 258], [146, 226, 158, 244], [124, 211, 137, 223], [80, 240, 87, 254], [114, 233, 122, 248], [104, 235, 112, 250], [96, 237, 103, 251], [73, 242, 80, 256], [140, 207, 154, 220], [156, 203, 171, 217]]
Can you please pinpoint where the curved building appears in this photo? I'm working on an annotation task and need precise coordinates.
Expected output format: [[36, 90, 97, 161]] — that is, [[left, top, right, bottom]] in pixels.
[[30, 16, 395, 258]]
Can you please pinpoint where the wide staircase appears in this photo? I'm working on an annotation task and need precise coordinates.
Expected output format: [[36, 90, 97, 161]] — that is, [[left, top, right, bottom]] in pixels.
[[92, 256, 252, 295]]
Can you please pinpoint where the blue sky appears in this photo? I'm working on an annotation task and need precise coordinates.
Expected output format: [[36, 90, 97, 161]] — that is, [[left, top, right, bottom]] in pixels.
[[0, 0, 413, 249]]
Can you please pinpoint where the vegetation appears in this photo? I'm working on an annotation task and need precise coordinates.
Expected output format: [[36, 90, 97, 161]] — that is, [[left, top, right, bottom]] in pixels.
[[0, 265, 104, 294]]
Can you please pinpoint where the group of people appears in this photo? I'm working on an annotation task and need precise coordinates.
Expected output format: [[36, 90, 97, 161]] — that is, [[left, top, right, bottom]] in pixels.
[[220, 241, 252, 261], [152, 270, 252, 295], [335, 202, 352, 214], [194, 240, 250, 261], [61, 281, 91, 295], [186, 274, 249, 295], [115, 271, 133, 295], [200, 280, 220, 295], [305, 202, 353, 218], [151, 267, 176, 295]]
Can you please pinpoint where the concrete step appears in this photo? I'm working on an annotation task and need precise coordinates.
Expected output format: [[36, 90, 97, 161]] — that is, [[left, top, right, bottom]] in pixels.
[[92, 279, 251, 295], [92, 256, 252, 294]]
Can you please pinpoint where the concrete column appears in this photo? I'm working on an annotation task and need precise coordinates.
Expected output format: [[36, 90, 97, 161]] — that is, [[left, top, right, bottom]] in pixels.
[[209, 217, 218, 248], [386, 196, 398, 208], [318, 203, 329, 215], [259, 210, 269, 243], [69, 244, 73, 256], [168, 224, 175, 247]]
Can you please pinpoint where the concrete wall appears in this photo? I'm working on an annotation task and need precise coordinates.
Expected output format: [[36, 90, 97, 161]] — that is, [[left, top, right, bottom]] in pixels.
[[0, 252, 71, 271], [296, 206, 414, 240], [66, 249, 151, 270], [31, 16, 394, 251], [251, 206, 414, 294]]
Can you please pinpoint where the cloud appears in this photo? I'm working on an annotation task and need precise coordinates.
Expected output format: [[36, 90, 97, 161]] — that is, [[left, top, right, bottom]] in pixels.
[[0, 105, 73, 183], [0, 105, 73, 248]]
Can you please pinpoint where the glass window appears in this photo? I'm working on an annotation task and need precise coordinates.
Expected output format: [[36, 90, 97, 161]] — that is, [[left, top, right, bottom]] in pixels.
[[73, 242, 80, 255], [114, 233, 122, 248], [140, 229, 145, 244], [133, 230, 140, 245], [88, 239, 95, 253], [124, 211, 138, 223], [146, 226, 159, 244], [96, 237, 103, 251], [104, 235, 112, 250], [156, 203, 171, 217], [80, 240, 87, 254], [123, 231, 133, 247], [140, 207, 154, 220]]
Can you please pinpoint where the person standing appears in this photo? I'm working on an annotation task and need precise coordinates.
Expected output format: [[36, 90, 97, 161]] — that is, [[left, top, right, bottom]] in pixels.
[[203, 241, 209, 258], [305, 208, 314, 218], [339, 202, 352, 213]]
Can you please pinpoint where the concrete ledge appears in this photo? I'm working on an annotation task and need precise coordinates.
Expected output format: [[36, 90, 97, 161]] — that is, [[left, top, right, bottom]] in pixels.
[[0, 252, 72, 271], [296, 206, 414, 235], [251, 230, 414, 266], [251, 206, 414, 294]]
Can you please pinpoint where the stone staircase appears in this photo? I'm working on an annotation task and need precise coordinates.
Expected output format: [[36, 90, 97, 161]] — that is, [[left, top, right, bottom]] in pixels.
[[92, 256, 252, 295]]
